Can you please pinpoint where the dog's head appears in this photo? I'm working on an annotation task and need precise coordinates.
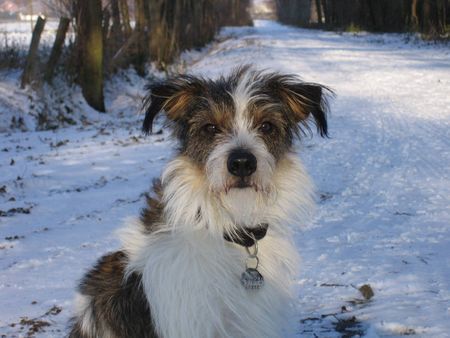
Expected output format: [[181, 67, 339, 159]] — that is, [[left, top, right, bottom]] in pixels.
[[142, 66, 330, 227]]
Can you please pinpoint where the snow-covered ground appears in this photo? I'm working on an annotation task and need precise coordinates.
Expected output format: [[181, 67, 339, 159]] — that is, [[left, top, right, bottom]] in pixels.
[[0, 19, 79, 133], [1, 20, 450, 337]]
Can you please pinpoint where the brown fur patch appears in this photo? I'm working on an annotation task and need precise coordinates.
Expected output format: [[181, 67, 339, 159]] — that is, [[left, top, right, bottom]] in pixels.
[[140, 179, 164, 233], [69, 252, 158, 338], [163, 90, 196, 121]]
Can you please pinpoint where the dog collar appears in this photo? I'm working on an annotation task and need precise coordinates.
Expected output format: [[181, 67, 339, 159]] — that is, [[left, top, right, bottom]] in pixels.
[[223, 223, 269, 247]]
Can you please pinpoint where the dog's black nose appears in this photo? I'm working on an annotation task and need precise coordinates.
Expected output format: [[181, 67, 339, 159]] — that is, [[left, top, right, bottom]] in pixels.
[[227, 150, 257, 178]]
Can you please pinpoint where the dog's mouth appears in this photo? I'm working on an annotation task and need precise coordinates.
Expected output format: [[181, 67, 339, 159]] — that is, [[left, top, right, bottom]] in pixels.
[[230, 177, 253, 189], [235, 179, 252, 189], [223, 177, 262, 193]]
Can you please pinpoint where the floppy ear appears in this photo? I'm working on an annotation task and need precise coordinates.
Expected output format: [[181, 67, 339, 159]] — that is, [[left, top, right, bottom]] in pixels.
[[142, 75, 201, 134], [271, 76, 331, 137]]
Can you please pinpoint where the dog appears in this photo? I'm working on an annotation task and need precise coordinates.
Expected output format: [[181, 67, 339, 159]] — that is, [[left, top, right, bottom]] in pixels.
[[68, 66, 329, 338]]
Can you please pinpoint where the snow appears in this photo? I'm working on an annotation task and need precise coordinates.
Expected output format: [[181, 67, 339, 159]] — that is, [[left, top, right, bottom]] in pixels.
[[1, 19, 450, 337]]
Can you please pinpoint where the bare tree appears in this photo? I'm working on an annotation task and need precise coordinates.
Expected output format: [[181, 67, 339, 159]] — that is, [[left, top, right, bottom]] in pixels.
[[44, 17, 71, 83], [20, 0, 255, 112], [75, 0, 105, 112], [21, 16, 46, 88], [119, 0, 132, 37]]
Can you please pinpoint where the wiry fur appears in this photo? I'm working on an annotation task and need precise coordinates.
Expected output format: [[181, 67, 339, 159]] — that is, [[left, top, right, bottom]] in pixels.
[[69, 66, 330, 338]]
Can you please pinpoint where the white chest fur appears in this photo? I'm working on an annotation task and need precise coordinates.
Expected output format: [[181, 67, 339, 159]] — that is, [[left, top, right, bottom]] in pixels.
[[126, 227, 299, 338], [119, 153, 314, 338]]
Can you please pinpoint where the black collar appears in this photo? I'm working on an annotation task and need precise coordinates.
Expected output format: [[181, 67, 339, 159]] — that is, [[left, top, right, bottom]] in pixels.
[[223, 223, 269, 247]]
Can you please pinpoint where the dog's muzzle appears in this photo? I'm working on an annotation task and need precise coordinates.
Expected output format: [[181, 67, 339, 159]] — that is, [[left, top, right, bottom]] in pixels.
[[227, 149, 257, 178]]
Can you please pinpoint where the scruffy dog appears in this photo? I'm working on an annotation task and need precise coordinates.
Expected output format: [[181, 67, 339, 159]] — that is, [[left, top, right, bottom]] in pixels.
[[69, 66, 329, 338]]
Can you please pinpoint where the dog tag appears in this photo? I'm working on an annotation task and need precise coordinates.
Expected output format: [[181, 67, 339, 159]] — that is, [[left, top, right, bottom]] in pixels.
[[241, 268, 264, 289], [240, 238, 264, 289], [241, 254, 264, 290]]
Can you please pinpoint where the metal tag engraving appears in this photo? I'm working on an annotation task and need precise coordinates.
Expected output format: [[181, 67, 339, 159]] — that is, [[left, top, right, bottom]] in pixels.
[[241, 268, 264, 290]]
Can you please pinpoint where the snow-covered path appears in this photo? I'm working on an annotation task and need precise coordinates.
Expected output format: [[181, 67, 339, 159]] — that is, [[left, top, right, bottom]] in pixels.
[[1, 20, 449, 337]]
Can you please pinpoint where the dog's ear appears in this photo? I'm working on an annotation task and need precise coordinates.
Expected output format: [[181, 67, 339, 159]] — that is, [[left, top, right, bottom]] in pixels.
[[142, 76, 201, 134], [269, 76, 331, 137]]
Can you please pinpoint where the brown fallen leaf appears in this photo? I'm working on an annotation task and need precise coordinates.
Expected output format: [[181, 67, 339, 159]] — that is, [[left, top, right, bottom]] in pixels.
[[359, 284, 374, 300]]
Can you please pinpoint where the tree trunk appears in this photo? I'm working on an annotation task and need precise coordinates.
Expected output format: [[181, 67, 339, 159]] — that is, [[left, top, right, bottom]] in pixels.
[[102, 8, 110, 49], [366, 0, 383, 31], [21, 15, 46, 88], [148, 0, 177, 67], [44, 17, 70, 83], [422, 0, 443, 35], [110, 0, 122, 45], [119, 0, 132, 37], [436, 0, 447, 35], [322, 0, 331, 25], [78, 0, 105, 112], [133, 0, 150, 76], [315, 0, 323, 24], [411, 0, 420, 30]]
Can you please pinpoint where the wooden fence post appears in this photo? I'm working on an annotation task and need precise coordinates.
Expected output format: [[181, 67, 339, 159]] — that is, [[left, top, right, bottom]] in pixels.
[[20, 15, 46, 89], [44, 17, 71, 83]]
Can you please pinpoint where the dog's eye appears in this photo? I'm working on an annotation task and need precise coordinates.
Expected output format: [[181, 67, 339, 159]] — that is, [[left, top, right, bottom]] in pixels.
[[259, 122, 273, 134], [203, 124, 220, 135]]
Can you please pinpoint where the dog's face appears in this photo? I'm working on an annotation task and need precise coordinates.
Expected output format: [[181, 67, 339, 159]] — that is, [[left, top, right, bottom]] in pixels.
[[143, 67, 328, 201]]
